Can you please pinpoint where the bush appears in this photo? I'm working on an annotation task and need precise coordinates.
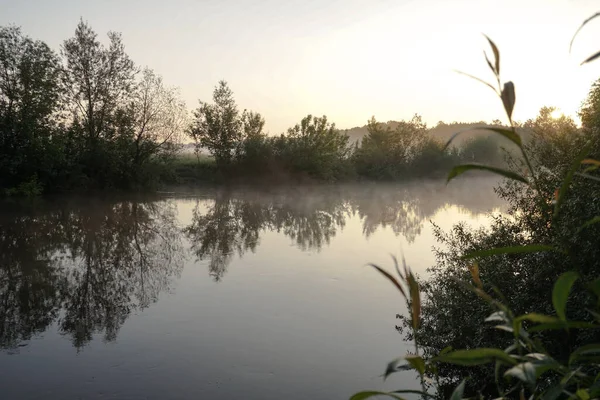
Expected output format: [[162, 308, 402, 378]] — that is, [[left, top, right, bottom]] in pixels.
[[353, 27, 600, 400]]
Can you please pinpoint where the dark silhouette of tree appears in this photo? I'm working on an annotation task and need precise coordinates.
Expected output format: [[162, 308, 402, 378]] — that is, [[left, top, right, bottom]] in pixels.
[[189, 81, 242, 167], [0, 197, 183, 351], [0, 26, 63, 190], [61, 20, 136, 185]]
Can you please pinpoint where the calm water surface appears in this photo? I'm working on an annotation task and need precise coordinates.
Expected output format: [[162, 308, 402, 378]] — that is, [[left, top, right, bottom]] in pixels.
[[0, 178, 505, 399]]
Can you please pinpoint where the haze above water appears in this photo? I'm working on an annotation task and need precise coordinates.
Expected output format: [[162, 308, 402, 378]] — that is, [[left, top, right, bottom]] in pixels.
[[0, 178, 505, 399]]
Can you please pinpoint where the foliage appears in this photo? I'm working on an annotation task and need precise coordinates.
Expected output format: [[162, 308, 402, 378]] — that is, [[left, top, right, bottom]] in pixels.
[[0, 26, 63, 190], [0, 21, 572, 193], [353, 23, 600, 400], [353, 115, 429, 179], [189, 80, 243, 166], [0, 21, 186, 194], [272, 114, 353, 181]]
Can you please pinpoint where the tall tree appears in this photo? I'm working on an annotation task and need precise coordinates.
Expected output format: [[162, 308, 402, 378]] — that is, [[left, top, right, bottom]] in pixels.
[[188, 80, 243, 166], [127, 68, 187, 169], [0, 26, 63, 189], [61, 20, 136, 151]]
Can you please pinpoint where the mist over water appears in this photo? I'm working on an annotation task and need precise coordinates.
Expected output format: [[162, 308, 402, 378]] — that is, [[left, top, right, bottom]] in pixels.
[[0, 178, 505, 399]]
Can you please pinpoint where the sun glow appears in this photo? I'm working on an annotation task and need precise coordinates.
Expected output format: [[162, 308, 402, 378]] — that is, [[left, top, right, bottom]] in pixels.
[[551, 108, 564, 119]]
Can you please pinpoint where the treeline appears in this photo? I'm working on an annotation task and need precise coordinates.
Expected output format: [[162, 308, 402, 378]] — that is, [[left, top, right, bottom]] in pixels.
[[0, 22, 187, 195], [182, 81, 514, 183], [0, 21, 515, 195]]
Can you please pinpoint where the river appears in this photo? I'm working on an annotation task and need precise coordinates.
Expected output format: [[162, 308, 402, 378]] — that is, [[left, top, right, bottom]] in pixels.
[[0, 178, 505, 399]]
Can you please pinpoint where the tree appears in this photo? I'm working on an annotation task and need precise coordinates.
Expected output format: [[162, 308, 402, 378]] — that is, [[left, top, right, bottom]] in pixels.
[[61, 20, 136, 177], [189, 80, 243, 166], [275, 114, 351, 180], [354, 115, 429, 179], [579, 80, 600, 158], [125, 68, 187, 174], [0, 26, 63, 190]]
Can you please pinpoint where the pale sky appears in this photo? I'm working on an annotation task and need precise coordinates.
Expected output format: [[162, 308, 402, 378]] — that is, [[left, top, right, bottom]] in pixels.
[[2, 0, 600, 133]]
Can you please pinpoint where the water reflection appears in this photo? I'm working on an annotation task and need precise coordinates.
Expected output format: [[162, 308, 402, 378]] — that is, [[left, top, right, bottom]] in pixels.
[[0, 179, 504, 350], [184, 189, 349, 281], [0, 198, 183, 350], [184, 178, 504, 281]]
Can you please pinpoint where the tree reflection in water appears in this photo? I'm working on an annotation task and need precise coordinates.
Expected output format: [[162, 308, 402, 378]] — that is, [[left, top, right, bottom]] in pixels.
[[0, 178, 504, 349], [184, 178, 505, 281], [0, 197, 183, 350]]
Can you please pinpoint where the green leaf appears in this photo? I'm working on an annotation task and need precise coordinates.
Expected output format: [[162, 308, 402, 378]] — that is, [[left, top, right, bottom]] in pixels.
[[504, 362, 536, 387], [462, 245, 555, 259], [442, 126, 522, 152], [569, 344, 600, 365], [350, 391, 406, 400], [454, 70, 498, 94], [435, 348, 517, 366], [367, 264, 406, 299], [576, 172, 600, 183], [581, 50, 600, 66], [449, 379, 466, 400], [484, 35, 500, 75], [576, 389, 591, 400], [447, 163, 528, 184], [485, 127, 522, 146], [582, 158, 600, 173], [580, 216, 600, 231], [405, 355, 426, 375], [486, 311, 509, 323], [494, 324, 514, 333], [554, 141, 592, 219], [406, 271, 421, 330], [515, 313, 561, 324], [570, 12, 600, 53], [439, 346, 453, 356], [501, 81, 516, 121], [523, 354, 562, 377], [383, 357, 404, 380], [484, 52, 496, 75], [553, 271, 579, 321], [582, 158, 600, 166]]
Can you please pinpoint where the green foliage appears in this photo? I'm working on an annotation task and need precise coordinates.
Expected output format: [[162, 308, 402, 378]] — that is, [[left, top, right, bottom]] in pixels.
[[189, 80, 244, 167], [273, 114, 353, 181], [5, 175, 43, 197], [0, 26, 63, 191], [0, 21, 186, 194], [353, 115, 432, 179], [354, 21, 600, 400], [0, 22, 525, 192]]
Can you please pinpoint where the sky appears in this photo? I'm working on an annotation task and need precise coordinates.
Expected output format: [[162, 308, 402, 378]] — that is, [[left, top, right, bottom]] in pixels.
[[2, 0, 600, 133]]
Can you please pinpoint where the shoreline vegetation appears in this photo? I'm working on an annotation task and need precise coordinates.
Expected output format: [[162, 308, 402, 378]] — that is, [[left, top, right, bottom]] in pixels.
[[0, 20, 551, 197], [351, 21, 600, 400]]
